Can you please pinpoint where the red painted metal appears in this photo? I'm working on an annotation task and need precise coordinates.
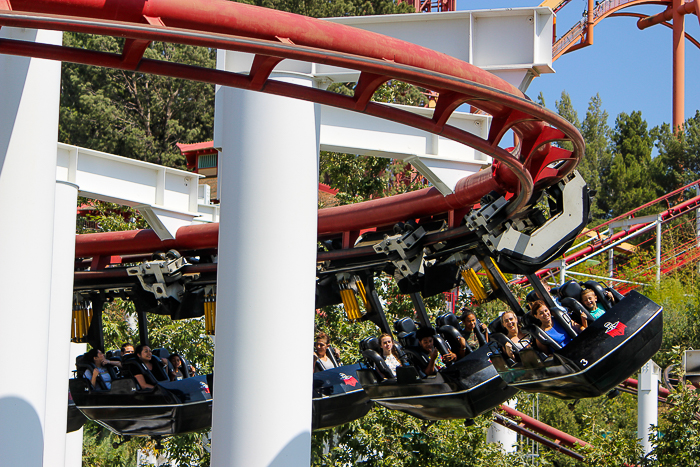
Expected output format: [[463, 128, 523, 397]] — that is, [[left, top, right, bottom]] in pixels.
[[498, 404, 590, 449], [0, 1, 583, 257], [493, 413, 585, 461]]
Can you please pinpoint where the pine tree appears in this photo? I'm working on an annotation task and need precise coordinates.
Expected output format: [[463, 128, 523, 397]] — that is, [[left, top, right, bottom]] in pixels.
[[652, 110, 700, 193], [580, 94, 612, 219], [555, 91, 580, 152], [602, 111, 658, 217]]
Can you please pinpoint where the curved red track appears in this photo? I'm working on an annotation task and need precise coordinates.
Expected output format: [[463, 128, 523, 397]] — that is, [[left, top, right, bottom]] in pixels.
[[0, 0, 584, 258]]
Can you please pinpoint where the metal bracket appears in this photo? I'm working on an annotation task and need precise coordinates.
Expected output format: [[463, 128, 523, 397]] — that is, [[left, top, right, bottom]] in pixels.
[[373, 226, 427, 280], [126, 250, 197, 301]]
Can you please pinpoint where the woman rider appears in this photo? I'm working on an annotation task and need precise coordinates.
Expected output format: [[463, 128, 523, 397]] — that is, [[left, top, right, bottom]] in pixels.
[[530, 300, 587, 353]]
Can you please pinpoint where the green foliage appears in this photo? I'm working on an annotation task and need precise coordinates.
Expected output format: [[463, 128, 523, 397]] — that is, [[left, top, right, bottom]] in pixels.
[[233, 0, 414, 19], [652, 110, 700, 192], [646, 349, 700, 467], [600, 111, 659, 217], [81, 421, 145, 467], [60, 35, 215, 169], [312, 407, 532, 466], [579, 94, 612, 218]]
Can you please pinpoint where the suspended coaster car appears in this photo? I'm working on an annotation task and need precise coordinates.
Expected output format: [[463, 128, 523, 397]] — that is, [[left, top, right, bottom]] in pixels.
[[356, 311, 517, 420], [489, 278, 663, 400], [312, 363, 374, 430], [68, 251, 215, 437], [69, 367, 213, 437], [71, 250, 366, 433]]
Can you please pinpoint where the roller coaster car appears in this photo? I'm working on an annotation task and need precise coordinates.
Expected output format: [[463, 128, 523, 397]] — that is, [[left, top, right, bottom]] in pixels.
[[490, 284, 662, 399], [68, 351, 213, 436], [312, 363, 374, 430], [356, 318, 517, 420]]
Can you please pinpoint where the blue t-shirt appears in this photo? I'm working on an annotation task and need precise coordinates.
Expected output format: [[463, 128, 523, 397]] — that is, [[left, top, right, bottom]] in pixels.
[[84, 367, 112, 390], [545, 319, 573, 348], [589, 304, 605, 320]]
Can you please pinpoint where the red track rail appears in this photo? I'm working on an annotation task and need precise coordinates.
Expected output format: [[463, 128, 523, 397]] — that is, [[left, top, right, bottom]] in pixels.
[[515, 181, 700, 285], [0, 0, 583, 259]]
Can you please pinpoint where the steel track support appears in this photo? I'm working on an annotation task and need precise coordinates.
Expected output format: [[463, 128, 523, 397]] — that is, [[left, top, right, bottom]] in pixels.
[[0, 27, 62, 467], [210, 52, 319, 466]]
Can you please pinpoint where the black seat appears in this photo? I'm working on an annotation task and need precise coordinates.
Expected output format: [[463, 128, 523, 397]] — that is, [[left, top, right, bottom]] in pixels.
[[75, 353, 113, 391], [435, 313, 471, 356], [582, 280, 616, 311], [558, 280, 582, 300], [557, 280, 595, 323], [359, 337, 393, 379], [394, 317, 420, 349], [121, 353, 169, 388], [525, 290, 539, 303]]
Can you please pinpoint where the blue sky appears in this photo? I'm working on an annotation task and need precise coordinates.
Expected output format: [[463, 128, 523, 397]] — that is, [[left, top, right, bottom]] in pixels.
[[459, 0, 700, 132]]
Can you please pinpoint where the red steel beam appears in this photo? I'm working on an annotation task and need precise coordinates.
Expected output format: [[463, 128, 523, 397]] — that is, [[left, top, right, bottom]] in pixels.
[[0, 1, 584, 258], [493, 413, 585, 461], [498, 404, 591, 450]]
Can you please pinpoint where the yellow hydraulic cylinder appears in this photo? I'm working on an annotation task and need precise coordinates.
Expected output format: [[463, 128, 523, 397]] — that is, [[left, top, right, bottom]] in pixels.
[[355, 278, 371, 312], [340, 288, 362, 320], [480, 257, 507, 290], [461, 268, 488, 302], [204, 293, 216, 336]]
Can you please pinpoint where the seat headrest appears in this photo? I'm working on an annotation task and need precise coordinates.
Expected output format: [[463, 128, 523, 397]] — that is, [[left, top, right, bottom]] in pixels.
[[394, 317, 417, 334], [106, 349, 121, 359], [152, 348, 170, 359], [558, 280, 582, 299], [436, 313, 460, 329], [526, 290, 539, 303], [360, 337, 381, 352]]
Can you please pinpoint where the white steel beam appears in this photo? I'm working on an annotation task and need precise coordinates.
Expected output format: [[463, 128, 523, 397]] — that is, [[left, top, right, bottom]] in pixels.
[[56, 143, 205, 239], [224, 9, 554, 92], [319, 104, 490, 194]]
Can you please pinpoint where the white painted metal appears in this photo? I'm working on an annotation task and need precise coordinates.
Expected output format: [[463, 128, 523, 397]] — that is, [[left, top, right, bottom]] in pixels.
[[487, 399, 518, 453], [323, 9, 554, 91], [0, 27, 62, 467], [638, 360, 660, 456], [44, 181, 80, 467], [608, 228, 614, 278], [682, 349, 700, 379], [565, 270, 646, 286], [565, 222, 659, 270], [656, 215, 662, 283], [65, 343, 87, 467], [320, 104, 489, 194], [56, 143, 204, 239], [559, 259, 567, 285], [609, 214, 660, 229], [211, 50, 317, 466]]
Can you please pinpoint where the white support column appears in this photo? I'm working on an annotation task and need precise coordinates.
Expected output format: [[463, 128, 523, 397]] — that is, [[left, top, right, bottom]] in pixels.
[[607, 228, 614, 278], [44, 181, 79, 467], [559, 259, 566, 286], [656, 216, 662, 283], [65, 343, 87, 467], [0, 28, 62, 466], [638, 360, 660, 456], [487, 399, 518, 453], [210, 57, 318, 466]]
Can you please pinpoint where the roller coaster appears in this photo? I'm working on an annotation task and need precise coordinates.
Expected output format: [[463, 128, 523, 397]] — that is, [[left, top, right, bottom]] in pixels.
[[0, 0, 681, 463]]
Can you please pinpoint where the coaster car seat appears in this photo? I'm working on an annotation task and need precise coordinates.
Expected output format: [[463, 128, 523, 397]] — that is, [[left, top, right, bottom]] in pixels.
[[359, 337, 394, 380]]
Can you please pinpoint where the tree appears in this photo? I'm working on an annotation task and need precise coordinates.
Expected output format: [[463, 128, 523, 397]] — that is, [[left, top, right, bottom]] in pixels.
[[601, 111, 658, 217], [60, 36, 216, 169], [579, 94, 612, 219], [652, 111, 700, 193]]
